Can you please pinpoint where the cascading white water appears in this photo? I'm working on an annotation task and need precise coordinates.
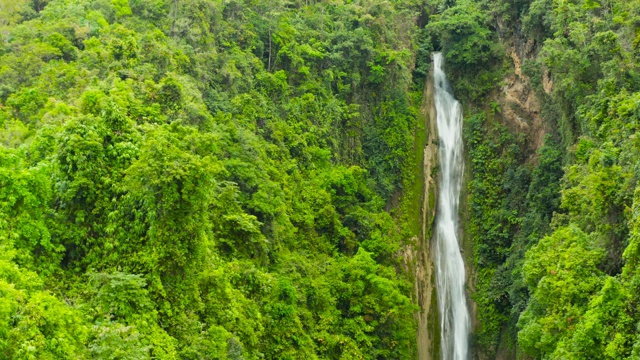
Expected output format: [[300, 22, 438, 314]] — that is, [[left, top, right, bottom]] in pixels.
[[432, 52, 470, 360]]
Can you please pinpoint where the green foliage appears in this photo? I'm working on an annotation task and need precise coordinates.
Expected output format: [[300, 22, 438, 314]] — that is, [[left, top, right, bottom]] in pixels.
[[462, 0, 640, 357], [0, 247, 88, 359], [522, 0, 554, 40], [464, 111, 555, 352], [518, 226, 604, 358], [0, 0, 425, 358], [425, 0, 505, 100]]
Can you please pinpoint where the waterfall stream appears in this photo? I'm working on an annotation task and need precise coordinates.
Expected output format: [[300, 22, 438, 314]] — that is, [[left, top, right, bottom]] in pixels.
[[433, 52, 470, 360]]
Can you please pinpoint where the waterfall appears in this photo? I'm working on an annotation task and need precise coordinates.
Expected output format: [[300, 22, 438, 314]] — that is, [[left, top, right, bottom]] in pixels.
[[432, 52, 470, 360]]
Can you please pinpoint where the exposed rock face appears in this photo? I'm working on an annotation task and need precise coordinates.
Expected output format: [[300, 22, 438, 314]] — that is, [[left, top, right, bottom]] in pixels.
[[468, 40, 549, 360], [499, 49, 545, 155], [416, 66, 440, 360], [413, 44, 546, 360], [542, 68, 554, 94]]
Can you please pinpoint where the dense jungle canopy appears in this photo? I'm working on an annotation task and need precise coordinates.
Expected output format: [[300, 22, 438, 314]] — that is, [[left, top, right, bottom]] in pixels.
[[1, 0, 640, 359]]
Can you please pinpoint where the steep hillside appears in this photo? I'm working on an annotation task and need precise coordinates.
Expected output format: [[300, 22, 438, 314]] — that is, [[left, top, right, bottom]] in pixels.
[[423, 0, 640, 358], [3, 0, 640, 359], [0, 0, 430, 358]]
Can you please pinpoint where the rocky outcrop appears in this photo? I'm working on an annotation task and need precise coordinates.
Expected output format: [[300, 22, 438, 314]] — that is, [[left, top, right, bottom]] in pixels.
[[498, 48, 545, 155], [416, 65, 440, 360]]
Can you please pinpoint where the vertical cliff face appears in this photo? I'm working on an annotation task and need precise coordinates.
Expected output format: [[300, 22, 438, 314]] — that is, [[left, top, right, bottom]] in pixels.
[[415, 64, 440, 360], [498, 44, 546, 157], [417, 1, 640, 358], [410, 34, 547, 360], [461, 33, 556, 360]]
